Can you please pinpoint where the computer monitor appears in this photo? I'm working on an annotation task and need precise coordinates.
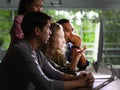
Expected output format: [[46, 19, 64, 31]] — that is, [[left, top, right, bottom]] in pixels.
[[93, 19, 104, 73]]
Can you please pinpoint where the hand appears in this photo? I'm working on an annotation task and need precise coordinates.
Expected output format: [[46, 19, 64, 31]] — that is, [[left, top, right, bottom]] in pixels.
[[79, 71, 88, 78], [77, 45, 87, 53], [88, 72, 95, 88], [69, 34, 81, 48], [78, 72, 94, 88], [78, 75, 89, 88], [71, 45, 86, 57], [71, 48, 81, 61], [71, 47, 87, 66]]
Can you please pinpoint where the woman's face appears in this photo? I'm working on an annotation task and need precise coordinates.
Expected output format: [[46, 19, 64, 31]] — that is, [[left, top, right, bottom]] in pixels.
[[54, 29, 66, 51], [27, 0, 43, 12]]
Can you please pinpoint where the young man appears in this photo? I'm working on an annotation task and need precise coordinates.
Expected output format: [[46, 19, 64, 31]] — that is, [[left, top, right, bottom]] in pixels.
[[57, 19, 89, 70], [0, 12, 94, 90]]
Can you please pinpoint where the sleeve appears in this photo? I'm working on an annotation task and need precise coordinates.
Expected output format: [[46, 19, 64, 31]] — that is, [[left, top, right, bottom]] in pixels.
[[13, 47, 64, 90], [10, 15, 24, 44], [36, 50, 64, 80], [14, 16, 24, 39]]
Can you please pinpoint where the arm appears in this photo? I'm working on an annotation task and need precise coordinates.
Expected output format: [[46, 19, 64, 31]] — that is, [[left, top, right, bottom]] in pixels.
[[70, 34, 88, 69], [10, 15, 24, 45], [68, 45, 87, 71], [69, 34, 81, 48], [78, 45, 87, 66], [60, 72, 94, 90], [12, 46, 64, 90], [37, 50, 94, 90], [68, 48, 81, 71], [14, 16, 24, 39]]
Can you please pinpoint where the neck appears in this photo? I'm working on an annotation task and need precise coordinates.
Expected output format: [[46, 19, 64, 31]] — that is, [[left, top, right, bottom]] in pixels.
[[26, 38, 40, 50]]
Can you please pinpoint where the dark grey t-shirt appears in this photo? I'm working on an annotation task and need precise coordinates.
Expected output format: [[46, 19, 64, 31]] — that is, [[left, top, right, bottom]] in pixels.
[[0, 40, 64, 90]]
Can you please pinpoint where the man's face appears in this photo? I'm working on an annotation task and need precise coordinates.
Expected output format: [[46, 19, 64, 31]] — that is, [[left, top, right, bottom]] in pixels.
[[61, 22, 73, 42], [38, 21, 51, 45]]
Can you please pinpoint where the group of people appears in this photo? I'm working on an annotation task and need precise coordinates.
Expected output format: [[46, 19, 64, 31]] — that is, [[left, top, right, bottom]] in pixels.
[[0, 0, 94, 90]]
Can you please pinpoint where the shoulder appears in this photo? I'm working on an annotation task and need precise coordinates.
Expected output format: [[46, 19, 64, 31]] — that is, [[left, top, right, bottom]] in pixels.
[[67, 42, 73, 50], [36, 49, 47, 60], [11, 41, 29, 53], [53, 51, 66, 61], [5, 41, 30, 61], [14, 14, 24, 23]]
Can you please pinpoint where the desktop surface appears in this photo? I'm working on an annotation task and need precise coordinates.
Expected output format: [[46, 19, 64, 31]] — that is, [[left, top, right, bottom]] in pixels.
[[100, 79, 120, 90], [75, 65, 120, 90], [87, 65, 114, 89]]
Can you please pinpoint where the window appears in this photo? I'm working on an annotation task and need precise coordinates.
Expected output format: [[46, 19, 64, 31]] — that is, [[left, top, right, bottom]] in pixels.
[[0, 9, 120, 64]]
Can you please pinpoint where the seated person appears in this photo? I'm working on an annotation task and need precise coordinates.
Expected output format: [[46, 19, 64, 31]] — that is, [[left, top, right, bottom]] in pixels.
[[0, 12, 94, 90], [41, 23, 85, 75], [57, 19, 89, 70]]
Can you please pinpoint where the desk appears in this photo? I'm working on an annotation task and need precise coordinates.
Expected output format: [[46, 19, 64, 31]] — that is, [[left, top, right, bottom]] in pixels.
[[86, 65, 116, 90], [75, 79, 120, 90], [76, 65, 120, 90], [100, 79, 120, 90]]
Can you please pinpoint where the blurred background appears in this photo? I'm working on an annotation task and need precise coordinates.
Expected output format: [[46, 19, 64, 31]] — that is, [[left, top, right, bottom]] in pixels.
[[0, 0, 120, 68]]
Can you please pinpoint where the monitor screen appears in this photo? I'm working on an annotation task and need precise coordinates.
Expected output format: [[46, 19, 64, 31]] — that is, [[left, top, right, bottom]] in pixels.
[[93, 19, 104, 73]]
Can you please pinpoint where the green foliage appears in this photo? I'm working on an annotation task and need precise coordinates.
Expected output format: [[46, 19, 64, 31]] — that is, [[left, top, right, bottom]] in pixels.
[[0, 10, 12, 50], [0, 9, 120, 64], [0, 10, 12, 18]]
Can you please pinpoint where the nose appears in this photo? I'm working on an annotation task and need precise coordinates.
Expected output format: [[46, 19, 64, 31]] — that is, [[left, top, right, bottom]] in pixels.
[[70, 31, 73, 35], [63, 38, 66, 43], [69, 32, 73, 38], [39, 7, 43, 11], [37, 7, 43, 12]]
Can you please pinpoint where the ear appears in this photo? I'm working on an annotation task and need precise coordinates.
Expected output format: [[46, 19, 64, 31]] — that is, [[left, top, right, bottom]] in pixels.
[[34, 26, 41, 36]]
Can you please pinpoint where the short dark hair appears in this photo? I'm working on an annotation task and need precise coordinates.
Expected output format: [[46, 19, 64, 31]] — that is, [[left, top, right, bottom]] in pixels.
[[21, 11, 51, 37], [56, 19, 69, 25]]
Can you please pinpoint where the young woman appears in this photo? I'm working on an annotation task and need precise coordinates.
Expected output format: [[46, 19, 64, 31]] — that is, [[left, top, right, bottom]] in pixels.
[[9, 0, 43, 47], [41, 23, 86, 75]]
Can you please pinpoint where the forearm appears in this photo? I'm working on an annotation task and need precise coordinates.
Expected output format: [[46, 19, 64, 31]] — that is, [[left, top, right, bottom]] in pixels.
[[64, 80, 80, 90], [69, 58, 79, 71], [60, 73, 79, 81], [63, 77, 89, 90], [60, 72, 94, 90], [80, 53, 87, 66], [69, 49, 81, 71]]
